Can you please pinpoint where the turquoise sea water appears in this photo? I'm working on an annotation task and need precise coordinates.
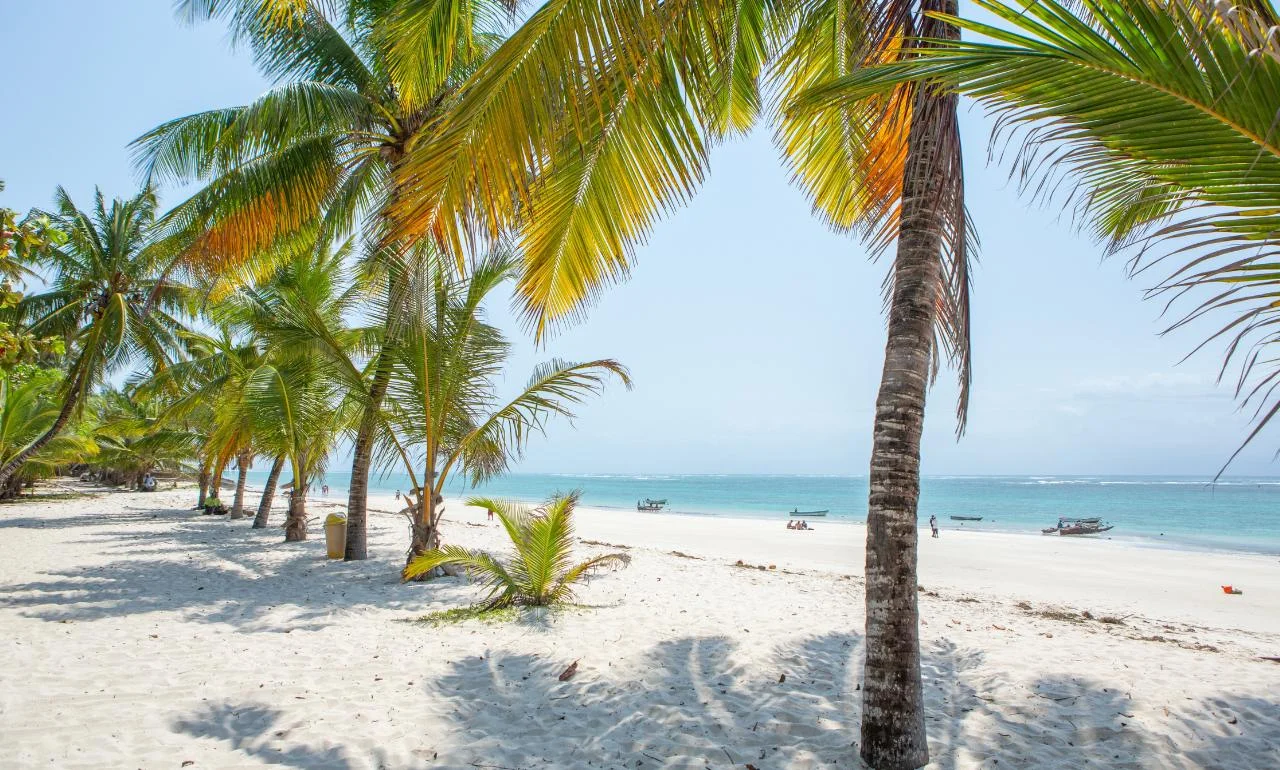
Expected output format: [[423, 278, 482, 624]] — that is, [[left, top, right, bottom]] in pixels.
[[248, 471, 1280, 555]]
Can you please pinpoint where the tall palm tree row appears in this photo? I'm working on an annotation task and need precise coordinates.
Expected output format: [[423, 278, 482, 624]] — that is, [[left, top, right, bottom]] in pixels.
[[133, 0, 516, 561]]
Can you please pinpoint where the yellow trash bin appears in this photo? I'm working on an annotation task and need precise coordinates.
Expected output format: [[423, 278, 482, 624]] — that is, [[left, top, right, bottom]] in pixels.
[[324, 513, 347, 559]]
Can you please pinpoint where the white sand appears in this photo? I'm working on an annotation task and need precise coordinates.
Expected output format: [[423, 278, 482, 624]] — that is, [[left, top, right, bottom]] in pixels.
[[1, 485, 1278, 769]]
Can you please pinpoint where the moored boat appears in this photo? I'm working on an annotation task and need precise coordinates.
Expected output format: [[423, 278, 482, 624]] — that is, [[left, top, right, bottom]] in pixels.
[[1042, 517, 1113, 536], [950, 515, 983, 521], [789, 508, 828, 517], [637, 498, 666, 511]]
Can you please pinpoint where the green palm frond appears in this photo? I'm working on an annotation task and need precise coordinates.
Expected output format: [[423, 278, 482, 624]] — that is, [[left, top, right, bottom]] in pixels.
[[388, 0, 718, 337], [401, 494, 630, 608], [806, 0, 1280, 464]]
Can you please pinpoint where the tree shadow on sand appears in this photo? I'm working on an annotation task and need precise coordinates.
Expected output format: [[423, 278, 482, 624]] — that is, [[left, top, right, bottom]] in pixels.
[[922, 638, 1280, 769], [170, 701, 392, 769], [0, 505, 469, 632], [159, 628, 1278, 768]]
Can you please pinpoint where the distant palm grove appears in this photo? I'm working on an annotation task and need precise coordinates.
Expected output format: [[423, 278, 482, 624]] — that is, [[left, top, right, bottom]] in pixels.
[[2, 1, 1276, 768]]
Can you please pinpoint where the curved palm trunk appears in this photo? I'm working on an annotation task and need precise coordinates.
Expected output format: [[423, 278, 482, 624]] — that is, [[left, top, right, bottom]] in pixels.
[[229, 450, 251, 520], [284, 486, 308, 542], [860, 5, 959, 769], [344, 352, 394, 561], [253, 454, 285, 528], [196, 461, 211, 510], [211, 459, 228, 501], [0, 369, 84, 490]]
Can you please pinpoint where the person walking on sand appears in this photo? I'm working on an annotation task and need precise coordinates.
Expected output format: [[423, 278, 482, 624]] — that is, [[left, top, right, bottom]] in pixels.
[[486, 507, 495, 522], [929, 515, 939, 539]]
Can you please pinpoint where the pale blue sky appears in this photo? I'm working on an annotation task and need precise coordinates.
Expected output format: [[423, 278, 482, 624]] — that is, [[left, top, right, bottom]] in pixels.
[[3, 1, 1274, 476]]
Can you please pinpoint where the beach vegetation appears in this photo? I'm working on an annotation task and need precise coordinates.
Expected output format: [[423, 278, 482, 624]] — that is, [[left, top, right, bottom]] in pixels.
[[378, 251, 630, 574], [132, 0, 517, 561], [402, 494, 630, 608], [0, 185, 192, 493]]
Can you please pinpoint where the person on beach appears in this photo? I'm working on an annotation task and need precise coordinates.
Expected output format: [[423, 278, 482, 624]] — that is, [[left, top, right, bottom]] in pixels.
[[929, 515, 939, 538], [786, 520, 795, 530], [395, 490, 401, 500], [487, 507, 495, 521], [322, 484, 329, 497]]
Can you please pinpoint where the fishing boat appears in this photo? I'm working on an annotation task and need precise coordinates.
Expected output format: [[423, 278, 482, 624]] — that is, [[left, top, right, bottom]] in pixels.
[[789, 508, 829, 517], [950, 515, 983, 521], [1042, 517, 1113, 536], [637, 498, 666, 511]]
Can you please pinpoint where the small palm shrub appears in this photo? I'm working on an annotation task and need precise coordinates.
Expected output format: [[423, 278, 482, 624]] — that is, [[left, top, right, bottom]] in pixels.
[[402, 493, 630, 608]]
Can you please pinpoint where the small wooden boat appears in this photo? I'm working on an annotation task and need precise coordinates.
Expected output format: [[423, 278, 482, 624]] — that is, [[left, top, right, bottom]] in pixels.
[[789, 508, 829, 517], [950, 515, 983, 521], [637, 498, 666, 511], [1042, 518, 1113, 536]]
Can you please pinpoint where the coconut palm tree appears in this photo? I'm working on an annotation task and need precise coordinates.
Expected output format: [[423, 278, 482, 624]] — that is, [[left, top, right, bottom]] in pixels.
[[0, 186, 191, 491], [133, 0, 514, 560], [384, 3, 966, 764], [88, 386, 199, 489], [403, 493, 630, 607], [0, 368, 97, 499], [234, 242, 364, 540], [380, 249, 631, 570], [813, 0, 1280, 470]]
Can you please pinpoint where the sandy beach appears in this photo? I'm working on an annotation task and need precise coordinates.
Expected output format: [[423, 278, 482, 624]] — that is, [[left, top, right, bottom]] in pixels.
[[2, 484, 1278, 769]]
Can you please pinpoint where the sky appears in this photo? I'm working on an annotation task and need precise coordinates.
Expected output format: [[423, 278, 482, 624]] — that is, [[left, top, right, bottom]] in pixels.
[[2, 1, 1275, 477]]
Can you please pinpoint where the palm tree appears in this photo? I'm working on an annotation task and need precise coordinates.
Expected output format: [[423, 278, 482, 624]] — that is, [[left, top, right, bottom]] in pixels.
[[234, 243, 363, 540], [384, 3, 967, 765], [254, 455, 287, 528], [380, 249, 631, 570], [133, 0, 512, 560], [0, 368, 97, 499], [403, 493, 631, 607], [819, 0, 1280, 469], [0, 186, 191, 491], [89, 386, 199, 489]]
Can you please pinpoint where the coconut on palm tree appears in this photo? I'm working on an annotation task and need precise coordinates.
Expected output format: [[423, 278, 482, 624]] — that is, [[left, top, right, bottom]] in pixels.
[[0, 186, 191, 491], [134, 0, 515, 560], [403, 493, 631, 608], [380, 248, 631, 570]]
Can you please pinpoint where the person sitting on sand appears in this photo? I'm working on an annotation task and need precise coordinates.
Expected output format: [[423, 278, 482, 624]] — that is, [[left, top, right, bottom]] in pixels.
[[798, 520, 809, 531]]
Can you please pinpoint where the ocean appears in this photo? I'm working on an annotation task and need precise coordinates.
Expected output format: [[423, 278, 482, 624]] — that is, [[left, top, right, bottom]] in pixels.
[[246, 471, 1280, 555]]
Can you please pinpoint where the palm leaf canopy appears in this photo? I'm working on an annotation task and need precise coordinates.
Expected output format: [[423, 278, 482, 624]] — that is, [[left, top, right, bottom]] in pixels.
[[0, 370, 98, 479], [796, 0, 1280, 466], [135, 0, 514, 281], [379, 248, 632, 490], [20, 186, 193, 408], [385, 0, 973, 420], [401, 493, 630, 606]]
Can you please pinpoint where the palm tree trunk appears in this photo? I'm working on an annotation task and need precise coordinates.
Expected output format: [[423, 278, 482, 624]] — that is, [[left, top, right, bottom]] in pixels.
[[229, 449, 251, 520], [0, 368, 84, 490], [344, 345, 394, 560], [196, 461, 211, 510], [860, 5, 959, 769], [404, 473, 443, 579], [211, 458, 227, 502], [284, 486, 308, 542], [253, 454, 284, 529]]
